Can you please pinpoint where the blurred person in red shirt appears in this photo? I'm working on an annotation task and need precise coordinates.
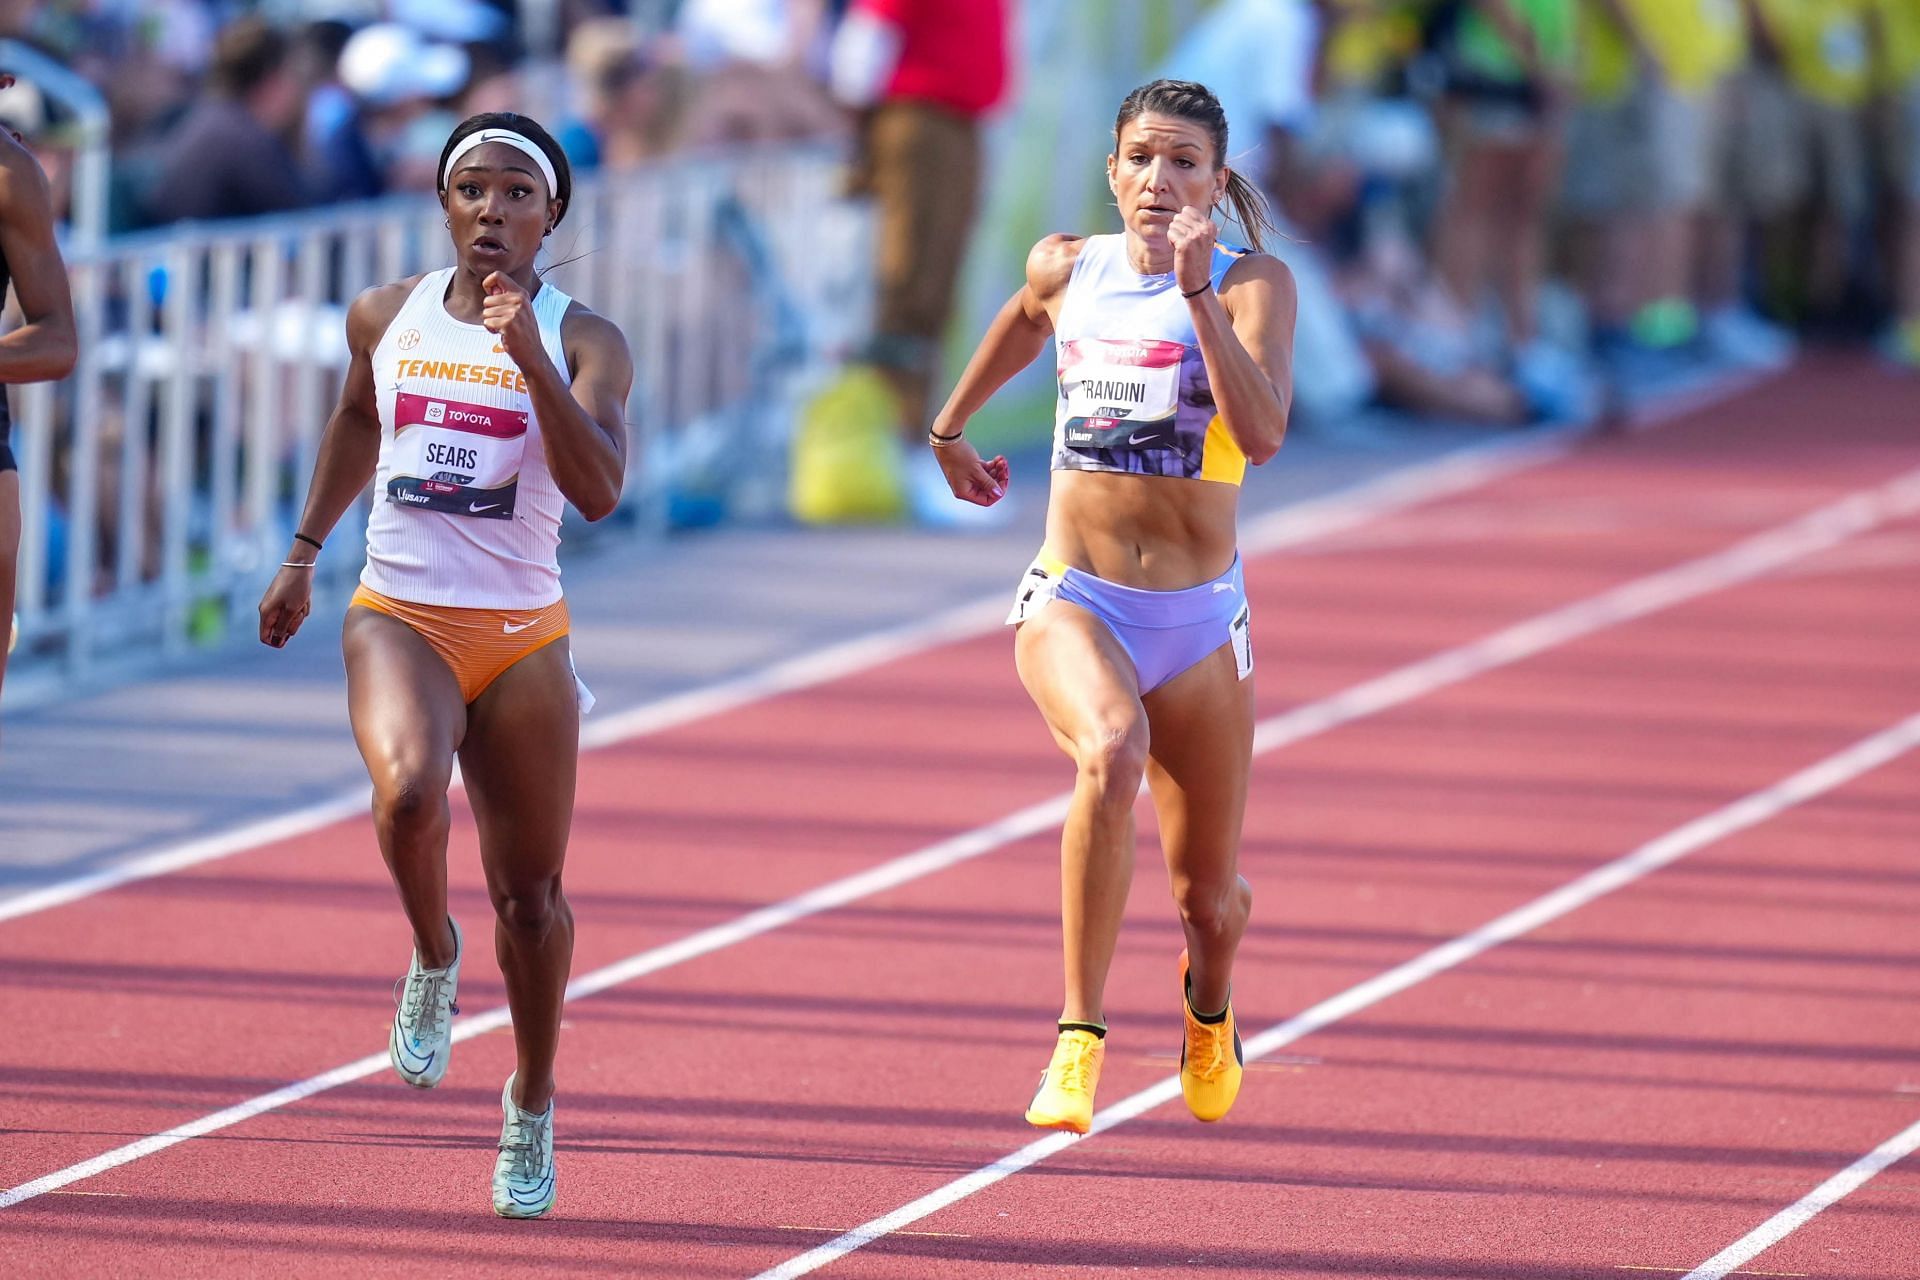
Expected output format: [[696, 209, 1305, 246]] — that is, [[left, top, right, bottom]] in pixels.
[[831, 0, 1010, 524]]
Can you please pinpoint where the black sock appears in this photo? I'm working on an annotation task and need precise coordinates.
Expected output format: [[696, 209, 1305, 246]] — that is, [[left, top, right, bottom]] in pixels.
[[1184, 968, 1230, 1024], [1058, 1020, 1107, 1039]]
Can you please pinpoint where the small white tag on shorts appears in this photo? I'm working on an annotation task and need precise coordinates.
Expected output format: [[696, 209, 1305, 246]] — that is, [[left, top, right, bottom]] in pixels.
[[1006, 559, 1060, 626], [1229, 599, 1253, 681], [569, 652, 595, 715]]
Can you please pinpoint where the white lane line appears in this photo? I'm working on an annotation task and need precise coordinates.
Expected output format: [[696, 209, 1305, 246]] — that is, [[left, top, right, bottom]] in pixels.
[[0, 430, 1573, 928], [0, 369, 1774, 922], [757, 712, 1920, 1279], [2, 463, 1910, 1211], [0, 791, 373, 927], [1683, 1117, 1920, 1280]]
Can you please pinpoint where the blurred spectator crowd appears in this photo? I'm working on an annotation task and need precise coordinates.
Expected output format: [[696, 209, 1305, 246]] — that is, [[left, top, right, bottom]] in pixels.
[[12, 0, 1920, 661], [1167, 0, 1920, 432], [4, 0, 852, 232], [4, 0, 1916, 443]]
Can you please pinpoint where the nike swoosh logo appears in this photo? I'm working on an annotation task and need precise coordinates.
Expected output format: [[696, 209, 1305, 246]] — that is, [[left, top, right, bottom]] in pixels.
[[508, 1176, 554, 1203], [394, 1037, 436, 1071], [503, 620, 536, 635], [1128, 431, 1158, 445], [469, 501, 501, 514]]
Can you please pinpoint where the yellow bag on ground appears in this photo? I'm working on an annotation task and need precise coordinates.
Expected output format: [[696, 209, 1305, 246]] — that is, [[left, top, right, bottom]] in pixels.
[[789, 363, 908, 524]]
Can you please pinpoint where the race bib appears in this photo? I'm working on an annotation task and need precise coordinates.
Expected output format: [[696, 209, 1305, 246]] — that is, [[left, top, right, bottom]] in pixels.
[[1229, 599, 1253, 681], [386, 392, 527, 519], [1058, 339, 1185, 452]]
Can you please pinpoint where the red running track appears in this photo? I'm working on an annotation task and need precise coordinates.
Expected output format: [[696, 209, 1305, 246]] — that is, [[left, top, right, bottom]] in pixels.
[[2, 357, 1917, 1278]]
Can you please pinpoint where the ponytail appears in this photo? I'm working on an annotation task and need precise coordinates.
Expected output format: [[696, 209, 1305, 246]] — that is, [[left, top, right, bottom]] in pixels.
[[1221, 170, 1278, 254]]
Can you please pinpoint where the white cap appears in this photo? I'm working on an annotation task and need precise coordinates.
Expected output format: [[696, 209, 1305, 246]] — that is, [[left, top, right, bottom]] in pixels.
[[339, 22, 470, 107], [0, 78, 47, 137], [392, 0, 510, 44]]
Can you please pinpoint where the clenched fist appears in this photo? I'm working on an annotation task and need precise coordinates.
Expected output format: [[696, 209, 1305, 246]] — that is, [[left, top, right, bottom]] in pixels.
[[482, 272, 544, 368], [1168, 206, 1217, 298]]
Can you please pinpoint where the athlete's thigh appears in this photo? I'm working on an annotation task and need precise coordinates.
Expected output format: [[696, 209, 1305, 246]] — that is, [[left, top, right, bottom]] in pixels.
[[459, 637, 579, 883], [1141, 645, 1255, 881], [1, 470, 19, 619], [0, 472, 18, 691], [343, 606, 466, 792], [1013, 601, 1145, 758]]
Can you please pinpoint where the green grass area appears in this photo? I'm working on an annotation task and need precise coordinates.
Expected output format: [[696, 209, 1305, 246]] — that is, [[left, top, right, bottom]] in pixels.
[[961, 385, 1054, 456]]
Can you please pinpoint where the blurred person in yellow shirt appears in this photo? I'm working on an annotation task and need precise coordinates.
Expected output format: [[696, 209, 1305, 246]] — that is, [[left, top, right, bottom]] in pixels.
[[1430, 1, 1581, 413], [1755, 0, 1873, 109], [1690, 0, 1798, 369], [1742, 0, 1874, 322], [1869, 0, 1920, 366], [1565, 0, 1748, 361], [1322, 0, 1420, 87], [1272, 2, 1467, 253], [1751, 0, 1874, 202]]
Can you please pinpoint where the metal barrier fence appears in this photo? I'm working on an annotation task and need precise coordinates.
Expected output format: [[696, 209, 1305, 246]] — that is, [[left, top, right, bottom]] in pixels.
[[10, 143, 870, 684]]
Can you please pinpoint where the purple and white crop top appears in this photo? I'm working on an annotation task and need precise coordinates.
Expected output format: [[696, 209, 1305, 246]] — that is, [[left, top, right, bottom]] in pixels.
[[1051, 234, 1247, 486]]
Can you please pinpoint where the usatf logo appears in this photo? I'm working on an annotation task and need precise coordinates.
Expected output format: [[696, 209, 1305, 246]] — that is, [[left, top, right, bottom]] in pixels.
[[396, 329, 422, 351], [424, 401, 447, 424]]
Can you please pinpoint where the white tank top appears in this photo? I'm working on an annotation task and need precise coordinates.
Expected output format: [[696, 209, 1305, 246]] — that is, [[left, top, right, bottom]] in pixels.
[[360, 268, 575, 609], [1052, 233, 1247, 486]]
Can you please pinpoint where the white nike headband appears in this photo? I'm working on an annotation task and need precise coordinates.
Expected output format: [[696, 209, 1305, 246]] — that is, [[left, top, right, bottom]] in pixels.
[[441, 128, 559, 199]]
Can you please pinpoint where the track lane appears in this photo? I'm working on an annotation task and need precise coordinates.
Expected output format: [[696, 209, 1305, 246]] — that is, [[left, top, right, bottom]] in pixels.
[[2, 363, 1916, 1276], [794, 755, 1916, 1280], [755, 508, 1920, 1278], [7, 463, 1910, 1201]]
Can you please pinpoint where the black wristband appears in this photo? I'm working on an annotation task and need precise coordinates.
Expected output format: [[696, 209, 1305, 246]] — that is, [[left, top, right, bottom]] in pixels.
[[1181, 283, 1212, 299], [928, 426, 964, 443], [292, 532, 323, 552]]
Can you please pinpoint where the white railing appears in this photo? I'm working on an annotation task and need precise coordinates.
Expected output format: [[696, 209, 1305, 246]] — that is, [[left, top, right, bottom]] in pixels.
[[8, 144, 870, 684]]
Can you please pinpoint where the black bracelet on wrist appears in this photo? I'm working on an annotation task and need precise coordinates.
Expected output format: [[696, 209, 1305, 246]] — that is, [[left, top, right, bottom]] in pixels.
[[1181, 283, 1212, 299], [928, 426, 965, 446], [292, 532, 323, 552]]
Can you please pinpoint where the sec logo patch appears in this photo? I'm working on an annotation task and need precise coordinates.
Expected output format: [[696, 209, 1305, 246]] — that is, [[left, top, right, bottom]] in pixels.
[[397, 329, 422, 351]]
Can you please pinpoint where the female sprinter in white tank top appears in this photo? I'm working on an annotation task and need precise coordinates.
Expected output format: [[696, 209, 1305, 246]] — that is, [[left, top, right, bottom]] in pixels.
[[256, 113, 632, 1218], [930, 80, 1296, 1134]]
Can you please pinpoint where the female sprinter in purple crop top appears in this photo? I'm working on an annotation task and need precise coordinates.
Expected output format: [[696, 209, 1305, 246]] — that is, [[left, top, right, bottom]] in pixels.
[[929, 79, 1296, 1134]]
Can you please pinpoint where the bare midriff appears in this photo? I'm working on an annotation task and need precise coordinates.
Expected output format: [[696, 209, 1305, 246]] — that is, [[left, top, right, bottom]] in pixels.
[[1043, 468, 1239, 589]]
